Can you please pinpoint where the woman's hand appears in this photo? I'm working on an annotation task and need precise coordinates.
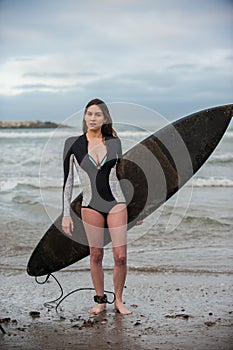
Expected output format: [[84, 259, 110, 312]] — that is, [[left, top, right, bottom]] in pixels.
[[62, 216, 74, 236], [136, 220, 143, 226]]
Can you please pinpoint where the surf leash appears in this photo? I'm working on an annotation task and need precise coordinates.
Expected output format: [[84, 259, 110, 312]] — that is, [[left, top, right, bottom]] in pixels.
[[35, 274, 116, 313]]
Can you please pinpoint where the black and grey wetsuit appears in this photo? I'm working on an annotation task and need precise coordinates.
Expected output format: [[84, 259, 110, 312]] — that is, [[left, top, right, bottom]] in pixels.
[[62, 133, 126, 218]]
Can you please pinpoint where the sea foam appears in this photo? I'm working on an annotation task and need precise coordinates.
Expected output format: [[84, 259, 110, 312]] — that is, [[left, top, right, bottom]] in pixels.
[[191, 176, 233, 187]]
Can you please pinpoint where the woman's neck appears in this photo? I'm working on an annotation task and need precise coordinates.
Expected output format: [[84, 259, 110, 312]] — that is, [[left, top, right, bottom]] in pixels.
[[86, 129, 103, 139]]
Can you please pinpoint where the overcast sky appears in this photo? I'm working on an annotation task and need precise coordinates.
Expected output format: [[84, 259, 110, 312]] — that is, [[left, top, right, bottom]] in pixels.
[[0, 0, 232, 122]]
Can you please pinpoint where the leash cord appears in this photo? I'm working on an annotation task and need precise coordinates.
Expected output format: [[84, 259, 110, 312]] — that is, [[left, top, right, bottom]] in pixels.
[[35, 273, 116, 313]]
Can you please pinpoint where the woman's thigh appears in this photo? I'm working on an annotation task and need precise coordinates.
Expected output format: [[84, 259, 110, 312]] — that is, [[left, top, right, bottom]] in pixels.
[[107, 204, 128, 248], [81, 208, 105, 248]]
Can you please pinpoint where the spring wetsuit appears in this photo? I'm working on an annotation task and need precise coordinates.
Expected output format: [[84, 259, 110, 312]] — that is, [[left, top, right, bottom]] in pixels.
[[62, 133, 126, 219]]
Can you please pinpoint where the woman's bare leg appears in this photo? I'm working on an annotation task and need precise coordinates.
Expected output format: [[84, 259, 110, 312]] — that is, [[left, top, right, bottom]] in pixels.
[[81, 208, 105, 314], [107, 204, 132, 315]]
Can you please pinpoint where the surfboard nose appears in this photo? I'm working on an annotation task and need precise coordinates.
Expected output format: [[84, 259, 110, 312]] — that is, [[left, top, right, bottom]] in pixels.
[[173, 104, 232, 174]]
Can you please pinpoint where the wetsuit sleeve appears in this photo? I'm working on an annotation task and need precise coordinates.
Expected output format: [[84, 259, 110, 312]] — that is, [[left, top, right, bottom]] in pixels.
[[116, 137, 123, 164], [115, 137, 124, 181], [62, 138, 74, 216]]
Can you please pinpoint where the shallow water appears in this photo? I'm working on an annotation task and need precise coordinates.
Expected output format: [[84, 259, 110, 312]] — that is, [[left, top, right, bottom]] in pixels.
[[0, 125, 232, 275]]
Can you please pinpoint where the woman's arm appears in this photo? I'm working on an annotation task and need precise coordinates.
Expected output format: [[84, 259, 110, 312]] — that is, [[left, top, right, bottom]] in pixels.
[[116, 137, 123, 163], [62, 138, 75, 236]]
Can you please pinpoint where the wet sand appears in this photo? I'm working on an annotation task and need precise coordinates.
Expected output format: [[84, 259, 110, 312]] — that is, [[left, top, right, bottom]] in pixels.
[[0, 269, 233, 350]]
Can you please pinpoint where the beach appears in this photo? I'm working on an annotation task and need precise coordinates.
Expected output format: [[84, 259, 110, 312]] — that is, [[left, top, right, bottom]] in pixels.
[[1, 268, 233, 350], [0, 125, 233, 349]]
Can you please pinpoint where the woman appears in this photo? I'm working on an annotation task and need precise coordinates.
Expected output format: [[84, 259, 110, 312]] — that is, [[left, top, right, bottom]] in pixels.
[[61, 98, 134, 315]]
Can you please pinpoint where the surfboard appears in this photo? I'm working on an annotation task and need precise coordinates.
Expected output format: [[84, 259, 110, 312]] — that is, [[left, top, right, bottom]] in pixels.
[[27, 104, 232, 277]]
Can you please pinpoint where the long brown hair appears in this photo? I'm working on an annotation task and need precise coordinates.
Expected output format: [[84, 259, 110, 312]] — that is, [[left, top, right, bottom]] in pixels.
[[82, 98, 118, 137]]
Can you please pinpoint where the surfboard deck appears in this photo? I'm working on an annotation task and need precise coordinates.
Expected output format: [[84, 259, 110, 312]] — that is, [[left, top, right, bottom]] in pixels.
[[27, 104, 232, 277]]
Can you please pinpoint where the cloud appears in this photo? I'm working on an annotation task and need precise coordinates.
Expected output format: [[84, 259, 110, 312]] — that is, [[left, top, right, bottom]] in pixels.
[[0, 0, 232, 120], [24, 71, 99, 78], [13, 83, 74, 91]]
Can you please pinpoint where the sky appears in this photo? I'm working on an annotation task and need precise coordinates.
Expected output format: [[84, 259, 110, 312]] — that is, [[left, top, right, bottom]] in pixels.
[[0, 0, 233, 122]]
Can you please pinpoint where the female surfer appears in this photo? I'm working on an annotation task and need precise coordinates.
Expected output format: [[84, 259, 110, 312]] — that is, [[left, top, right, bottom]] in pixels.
[[61, 98, 142, 315]]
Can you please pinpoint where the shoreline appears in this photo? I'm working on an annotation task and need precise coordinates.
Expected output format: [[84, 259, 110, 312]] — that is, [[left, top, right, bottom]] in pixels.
[[0, 120, 70, 129], [1, 269, 232, 350]]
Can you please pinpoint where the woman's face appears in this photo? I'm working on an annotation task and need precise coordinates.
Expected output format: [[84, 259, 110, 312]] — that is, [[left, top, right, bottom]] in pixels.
[[84, 105, 106, 132]]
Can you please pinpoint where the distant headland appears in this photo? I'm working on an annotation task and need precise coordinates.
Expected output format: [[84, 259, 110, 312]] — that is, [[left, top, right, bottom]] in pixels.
[[0, 120, 70, 129]]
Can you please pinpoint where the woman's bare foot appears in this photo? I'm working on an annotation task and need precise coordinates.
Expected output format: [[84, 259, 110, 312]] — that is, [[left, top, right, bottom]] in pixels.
[[88, 304, 106, 314], [115, 301, 132, 315]]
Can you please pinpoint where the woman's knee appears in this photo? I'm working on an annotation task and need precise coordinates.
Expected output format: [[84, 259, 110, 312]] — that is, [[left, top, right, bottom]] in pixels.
[[90, 248, 104, 265], [114, 253, 127, 267]]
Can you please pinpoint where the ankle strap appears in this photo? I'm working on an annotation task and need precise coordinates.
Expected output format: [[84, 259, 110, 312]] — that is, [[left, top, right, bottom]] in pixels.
[[94, 294, 108, 304]]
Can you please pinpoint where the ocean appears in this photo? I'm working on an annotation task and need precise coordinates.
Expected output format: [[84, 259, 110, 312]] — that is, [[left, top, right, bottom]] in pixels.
[[0, 123, 233, 276]]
